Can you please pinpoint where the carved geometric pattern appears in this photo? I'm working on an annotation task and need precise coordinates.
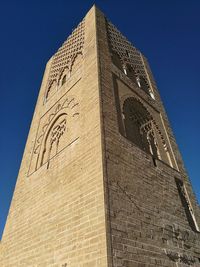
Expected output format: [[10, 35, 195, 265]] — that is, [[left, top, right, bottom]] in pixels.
[[45, 19, 85, 101], [49, 19, 84, 80], [122, 97, 159, 159], [107, 21, 152, 95], [107, 21, 145, 76], [28, 94, 80, 174], [41, 116, 67, 167], [121, 96, 175, 166]]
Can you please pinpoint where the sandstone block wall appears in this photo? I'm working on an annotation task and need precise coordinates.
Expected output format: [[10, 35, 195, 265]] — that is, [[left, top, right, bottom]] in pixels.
[[96, 7, 200, 267], [0, 7, 109, 267]]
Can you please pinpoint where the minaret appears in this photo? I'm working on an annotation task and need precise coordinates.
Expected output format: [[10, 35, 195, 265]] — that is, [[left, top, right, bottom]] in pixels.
[[1, 5, 200, 267]]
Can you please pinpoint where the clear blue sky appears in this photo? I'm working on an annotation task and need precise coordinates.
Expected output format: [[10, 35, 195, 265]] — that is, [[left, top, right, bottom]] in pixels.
[[0, 0, 199, 239]]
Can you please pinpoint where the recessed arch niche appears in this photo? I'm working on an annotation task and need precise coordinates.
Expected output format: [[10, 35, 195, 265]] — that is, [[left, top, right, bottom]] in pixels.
[[28, 95, 80, 174], [122, 97, 172, 165]]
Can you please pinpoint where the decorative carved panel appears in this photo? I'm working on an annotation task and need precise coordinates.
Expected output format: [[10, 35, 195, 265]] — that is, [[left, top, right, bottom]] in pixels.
[[49, 20, 84, 80], [107, 21, 143, 74], [113, 75, 174, 166], [107, 21, 153, 97], [123, 97, 159, 158], [28, 93, 80, 175], [45, 19, 85, 101]]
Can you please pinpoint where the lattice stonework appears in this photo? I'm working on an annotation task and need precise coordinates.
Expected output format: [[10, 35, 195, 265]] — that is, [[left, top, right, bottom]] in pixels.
[[46, 19, 85, 93], [107, 21, 146, 76]]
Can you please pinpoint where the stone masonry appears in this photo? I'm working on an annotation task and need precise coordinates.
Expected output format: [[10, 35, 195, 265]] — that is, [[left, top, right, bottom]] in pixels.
[[0, 5, 200, 267]]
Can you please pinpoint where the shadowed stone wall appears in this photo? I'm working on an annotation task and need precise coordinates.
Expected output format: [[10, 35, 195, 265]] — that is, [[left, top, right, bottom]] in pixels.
[[96, 7, 200, 267]]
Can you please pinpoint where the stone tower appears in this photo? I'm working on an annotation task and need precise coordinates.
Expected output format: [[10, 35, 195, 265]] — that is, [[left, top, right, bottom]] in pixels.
[[1, 5, 200, 267]]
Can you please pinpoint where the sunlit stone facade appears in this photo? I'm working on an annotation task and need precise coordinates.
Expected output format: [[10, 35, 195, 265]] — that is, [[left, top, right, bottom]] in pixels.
[[1, 6, 200, 267]]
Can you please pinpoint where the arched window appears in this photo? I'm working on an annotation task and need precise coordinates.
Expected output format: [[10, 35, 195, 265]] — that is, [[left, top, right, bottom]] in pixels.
[[123, 98, 158, 158]]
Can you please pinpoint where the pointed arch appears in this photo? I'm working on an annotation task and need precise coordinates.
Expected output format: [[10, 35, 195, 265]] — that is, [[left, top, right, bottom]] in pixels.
[[122, 97, 172, 165], [123, 97, 158, 158], [28, 94, 80, 174], [40, 113, 67, 167]]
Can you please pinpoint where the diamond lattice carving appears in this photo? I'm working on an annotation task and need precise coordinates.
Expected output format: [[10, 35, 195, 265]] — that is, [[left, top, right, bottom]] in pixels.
[[45, 19, 85, 101], [49, 19, 85, 80], [107, 21, 145, 76]]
